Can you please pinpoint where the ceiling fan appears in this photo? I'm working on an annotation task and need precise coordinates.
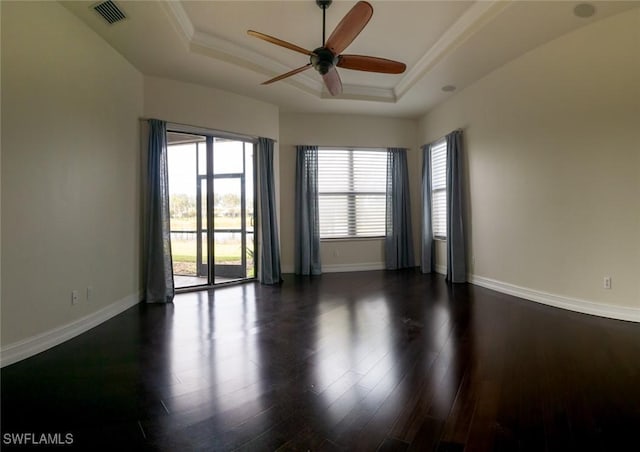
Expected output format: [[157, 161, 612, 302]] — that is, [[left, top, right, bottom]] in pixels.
[[247, 0, 406, 96]]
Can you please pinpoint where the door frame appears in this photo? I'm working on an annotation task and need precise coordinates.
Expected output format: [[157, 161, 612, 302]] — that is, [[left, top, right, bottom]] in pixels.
[[167, 127, 257, 289]]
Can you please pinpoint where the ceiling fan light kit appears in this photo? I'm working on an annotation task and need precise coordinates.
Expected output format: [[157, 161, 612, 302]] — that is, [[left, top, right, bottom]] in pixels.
[[248, 0, 406, 96]]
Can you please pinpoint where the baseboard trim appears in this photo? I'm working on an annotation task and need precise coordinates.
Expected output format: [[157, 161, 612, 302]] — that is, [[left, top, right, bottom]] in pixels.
[[322, 262, 386, 273], [0, 293, 141, 368], [468, 274, 640, 323], [282, 262, 386, 274]]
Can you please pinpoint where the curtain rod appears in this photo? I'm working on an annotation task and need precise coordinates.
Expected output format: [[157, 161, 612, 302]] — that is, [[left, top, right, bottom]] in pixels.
[[312, 145, 407, 151], [139, 117, 277, 143], [422, 128, 463, 148]]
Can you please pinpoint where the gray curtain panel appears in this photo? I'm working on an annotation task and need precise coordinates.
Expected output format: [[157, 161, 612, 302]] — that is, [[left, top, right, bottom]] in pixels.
[[144, 119, 175, 303], [294, 146, 322, 275], [420, 144, 435, 273], [257, 137, 282, 284], [385, 148, 415, 270], [446, 130, 467, 283]]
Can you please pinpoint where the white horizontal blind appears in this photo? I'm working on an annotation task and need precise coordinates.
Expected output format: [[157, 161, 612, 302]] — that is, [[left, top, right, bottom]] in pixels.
[[318, 148, 387, 238], [431, 140, 447, 238]]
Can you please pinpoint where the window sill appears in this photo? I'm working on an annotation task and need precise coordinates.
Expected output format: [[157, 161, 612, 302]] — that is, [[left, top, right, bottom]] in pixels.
[[320, 236, 385, 242]]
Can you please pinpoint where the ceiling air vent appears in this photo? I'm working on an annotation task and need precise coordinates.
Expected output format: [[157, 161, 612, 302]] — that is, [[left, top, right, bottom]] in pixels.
[[93, 0, 126, 25]]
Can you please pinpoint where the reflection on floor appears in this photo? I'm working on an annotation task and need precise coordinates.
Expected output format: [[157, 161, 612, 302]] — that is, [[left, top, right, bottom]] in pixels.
[[174, 274, 242, 288], [2, 271, 640, 450]]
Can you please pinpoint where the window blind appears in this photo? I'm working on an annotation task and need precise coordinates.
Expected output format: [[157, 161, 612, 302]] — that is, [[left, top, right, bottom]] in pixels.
[[431, 140, 447, 238], [317, 149, 387, 238]]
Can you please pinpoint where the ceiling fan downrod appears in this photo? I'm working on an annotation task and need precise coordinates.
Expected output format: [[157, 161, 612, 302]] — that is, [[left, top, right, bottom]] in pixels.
[[316, 0, 332, 46]]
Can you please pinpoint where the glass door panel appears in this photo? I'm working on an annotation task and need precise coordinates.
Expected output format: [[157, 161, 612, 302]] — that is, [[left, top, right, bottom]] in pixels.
[[213, 138, 244, 174], [197, 176, 209, 279], [244, 143, 255, 279], [213, 177, 245, 280], [167, 133, 206, 288]]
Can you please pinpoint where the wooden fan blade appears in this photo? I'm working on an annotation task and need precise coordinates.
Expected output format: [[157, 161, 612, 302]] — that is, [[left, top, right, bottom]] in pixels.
[[338, 55, 406, 74], [325, 1, 373, 55], [247, 30, 314, 56], [322, 66, 343, 96], [262, 64, 312, 85]]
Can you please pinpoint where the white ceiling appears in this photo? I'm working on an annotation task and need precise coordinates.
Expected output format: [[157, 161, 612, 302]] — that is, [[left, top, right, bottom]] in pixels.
[[63, 1, 638, 118]]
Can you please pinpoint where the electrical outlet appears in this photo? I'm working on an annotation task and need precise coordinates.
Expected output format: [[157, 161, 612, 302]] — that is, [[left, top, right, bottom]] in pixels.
[[87, 286, 93, 302], [604, 276, 611, 289], [71, 290, 79, 305]]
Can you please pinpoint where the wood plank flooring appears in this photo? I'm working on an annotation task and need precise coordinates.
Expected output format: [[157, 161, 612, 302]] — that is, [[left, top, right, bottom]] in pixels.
[[2, 270, 640, 451]]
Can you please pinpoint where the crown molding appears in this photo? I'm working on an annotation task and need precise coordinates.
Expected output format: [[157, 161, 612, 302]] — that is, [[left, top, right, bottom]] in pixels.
[[190, 30, 323, 94], [162, 0, 398, 101], [163, 0, 511, 103], [322, 83, 397, 102], [164, 0, 314, 88], [163, 0, 194, 43], [396, 0, 511, 98]]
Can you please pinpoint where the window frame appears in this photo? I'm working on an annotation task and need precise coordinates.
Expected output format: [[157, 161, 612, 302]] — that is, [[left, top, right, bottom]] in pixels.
[[430, 139, 448, 241], [317, 147, 387, 240]]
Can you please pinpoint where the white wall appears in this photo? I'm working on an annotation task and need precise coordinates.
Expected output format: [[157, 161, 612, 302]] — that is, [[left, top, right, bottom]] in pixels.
[[419, 8, 640, 310], [1, 2, 144, 348], [144, 76, 279, 141], [279, 113, 419, 272]]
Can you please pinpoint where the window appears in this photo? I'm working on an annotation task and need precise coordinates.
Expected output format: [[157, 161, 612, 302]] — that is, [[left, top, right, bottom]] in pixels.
[[317, 148, 387, 238], [431, 139, 447, 239]]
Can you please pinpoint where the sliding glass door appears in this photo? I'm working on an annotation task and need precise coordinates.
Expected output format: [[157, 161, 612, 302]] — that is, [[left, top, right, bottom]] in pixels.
[[167, 132, 255, 289]]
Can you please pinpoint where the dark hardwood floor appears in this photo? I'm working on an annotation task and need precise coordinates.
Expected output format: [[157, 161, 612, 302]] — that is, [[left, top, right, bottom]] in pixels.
[[2, 271, 640, 451]]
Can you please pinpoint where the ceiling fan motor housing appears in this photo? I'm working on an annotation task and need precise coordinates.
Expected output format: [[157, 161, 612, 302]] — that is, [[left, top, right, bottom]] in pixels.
[[311, 47, 338, 75]]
